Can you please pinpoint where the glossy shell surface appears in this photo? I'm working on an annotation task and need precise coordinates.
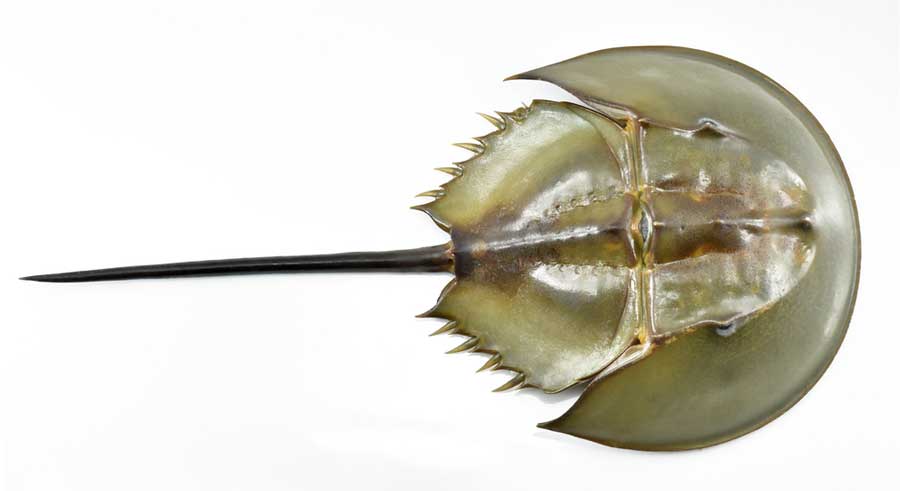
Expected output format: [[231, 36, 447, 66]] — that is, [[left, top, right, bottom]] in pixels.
[[418, 47, 859, 450]]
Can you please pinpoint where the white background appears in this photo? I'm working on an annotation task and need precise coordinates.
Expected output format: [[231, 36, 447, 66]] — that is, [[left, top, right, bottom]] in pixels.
[[1, 1, 897, 490]]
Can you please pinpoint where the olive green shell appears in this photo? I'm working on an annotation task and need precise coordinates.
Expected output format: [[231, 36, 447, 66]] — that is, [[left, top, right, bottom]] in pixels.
[[416, 47, 859, 450]]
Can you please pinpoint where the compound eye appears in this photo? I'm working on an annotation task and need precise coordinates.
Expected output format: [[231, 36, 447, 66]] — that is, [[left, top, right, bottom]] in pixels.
[[715, 323, 738, 337]]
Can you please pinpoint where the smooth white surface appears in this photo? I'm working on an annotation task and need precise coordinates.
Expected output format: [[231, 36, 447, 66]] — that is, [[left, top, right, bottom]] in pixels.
[[1, 1, 896, 490]]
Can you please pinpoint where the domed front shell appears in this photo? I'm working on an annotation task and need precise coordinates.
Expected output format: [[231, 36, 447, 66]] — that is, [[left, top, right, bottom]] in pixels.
[[420, 47, 858, 451], [420, 99, 814, 393]]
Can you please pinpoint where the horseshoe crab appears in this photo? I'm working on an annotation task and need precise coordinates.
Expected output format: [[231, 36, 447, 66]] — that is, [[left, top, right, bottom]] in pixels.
[[22, 47, 860, 450]]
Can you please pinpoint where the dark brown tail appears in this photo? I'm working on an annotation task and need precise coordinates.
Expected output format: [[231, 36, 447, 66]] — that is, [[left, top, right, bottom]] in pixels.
[[21, 244, 453, 283]]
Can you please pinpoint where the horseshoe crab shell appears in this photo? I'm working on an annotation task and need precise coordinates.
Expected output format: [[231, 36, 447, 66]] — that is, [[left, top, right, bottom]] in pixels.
[[22, 46, 859, 451], [417, 47, 859, 450]]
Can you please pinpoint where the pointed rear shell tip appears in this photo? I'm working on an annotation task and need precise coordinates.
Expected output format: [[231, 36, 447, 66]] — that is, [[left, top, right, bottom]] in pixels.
[[503, 70, 538, 82]]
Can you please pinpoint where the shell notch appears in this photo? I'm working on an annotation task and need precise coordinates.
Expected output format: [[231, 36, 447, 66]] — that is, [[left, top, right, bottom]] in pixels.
[[22, 47, 859, 451]]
